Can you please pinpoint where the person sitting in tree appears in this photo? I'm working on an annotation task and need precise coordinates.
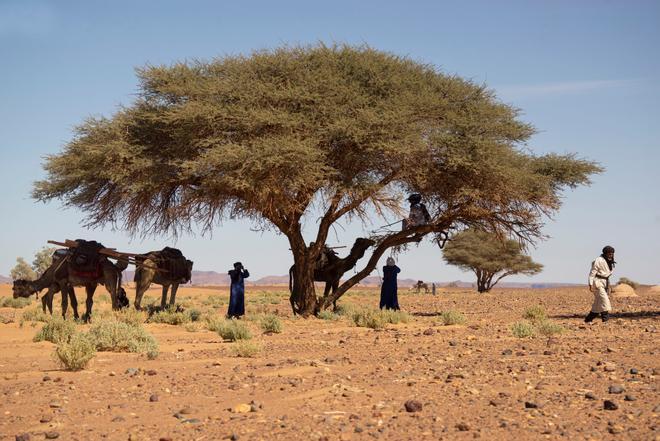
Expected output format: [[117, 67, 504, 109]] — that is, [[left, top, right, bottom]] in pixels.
[[402, 193, 431, 230]]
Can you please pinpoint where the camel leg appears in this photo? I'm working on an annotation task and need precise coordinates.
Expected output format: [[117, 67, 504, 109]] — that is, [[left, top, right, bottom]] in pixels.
[[168, 283, 179, 308], [160, 285, 170, 309], [68, 287, 80, 320], [82, 284, 97, 323], [61, 287, 68, 319], [331, 281, 339, 311], [42, 293, 52, 315]]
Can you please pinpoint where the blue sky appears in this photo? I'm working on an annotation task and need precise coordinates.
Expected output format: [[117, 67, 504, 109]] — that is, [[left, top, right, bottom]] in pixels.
[[0, 0, 658, 284]]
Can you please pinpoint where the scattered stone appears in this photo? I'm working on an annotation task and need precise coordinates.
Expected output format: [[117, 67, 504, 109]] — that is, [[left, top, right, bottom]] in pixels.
[[181, 418, 201, 424], [606, 347, 617, 353], [42, 375, 51, 382], [145, 370, 157, 376], [608, 424, 624, 434], [49, 401, 62, 409], [109, 371, 116, 376], [159, 438, 173, 441], [44, 432, 59, 439], [149, 394, 159, 402], [112, 416, 125, 422], [501, 349, 512, 355], [609, 385, 625, 394], [456, 423, 470, 431], [585, 392, 597, 400], [624, 395, 636, 402], [354, 426, 364, 433], [404, 400, 423, 412], [604, 400, 619, 410], [489, 399, 502, 407], [449, 340, 458, 346], [524, 401, 538, 409], [40, 415, 53, 423], [604, 363, 616, 372], [125, 368, 140, 376], [233, 403, 251, 413], [179, 406, 193, 415], [229, 434, 239, 441], [543, 350, 553, 356], [630, 368, 638, 375], [15, 434, 30, 441], [423, 328, 435, 336]]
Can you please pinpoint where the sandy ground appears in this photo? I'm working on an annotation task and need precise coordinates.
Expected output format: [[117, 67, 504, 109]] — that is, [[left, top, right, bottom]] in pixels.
[[0, 283, 658, 441]]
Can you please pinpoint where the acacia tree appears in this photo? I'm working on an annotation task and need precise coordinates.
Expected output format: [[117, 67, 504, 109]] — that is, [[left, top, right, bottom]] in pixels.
[[443, 229, 543, 292], [33, 44, 601, 316], [10, 257, 36, 281], [32, 247, 57, 277]]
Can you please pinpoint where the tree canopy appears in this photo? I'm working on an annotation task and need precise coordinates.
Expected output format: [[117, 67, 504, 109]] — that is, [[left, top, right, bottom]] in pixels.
[[34, 44, 601, 315], [10, 257, 36, 281], [442, 228, 543, 292]]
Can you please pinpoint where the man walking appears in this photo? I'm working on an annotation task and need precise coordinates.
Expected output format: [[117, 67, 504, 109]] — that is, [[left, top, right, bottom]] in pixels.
[[585, 246, 616, 323]]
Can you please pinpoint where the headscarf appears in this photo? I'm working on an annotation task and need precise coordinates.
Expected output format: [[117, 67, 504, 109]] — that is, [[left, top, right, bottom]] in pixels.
[[386, 257, 395, 266], [601, 246, 616, 270]]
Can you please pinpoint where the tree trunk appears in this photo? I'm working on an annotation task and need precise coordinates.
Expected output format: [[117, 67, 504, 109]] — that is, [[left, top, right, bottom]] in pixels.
[[290, 259, 318, 317]]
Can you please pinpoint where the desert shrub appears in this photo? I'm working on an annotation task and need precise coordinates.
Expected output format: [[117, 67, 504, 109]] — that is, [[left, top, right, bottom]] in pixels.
[[380, 309, 411, 324], [88, 320, 159, 355], [184, 323, 202, 332], [439, 310, 466, 326], [188, 308, 202, 322], [334, 303, 356, 317], [202, 295, 225, 308], [20, 308, 49, 324], [97, 293, 111, 303], [351, 309, 386, 330], [536, 320, 565, 336], [259, 314, 283, 333], [317, 310, 341, 321], [511, 321, 535, 338], [523, 305, 547, 322], [148, 308, 191, 325], [232, 340, 261, 357], [618, 277, 639, 290], [113, 308, 147, 327], [34, 317, 76, 344], [1, 297, 32, 308], [216, 319, 252, 341], [54, 332, 96, 371], [205, 315, 225, 332]]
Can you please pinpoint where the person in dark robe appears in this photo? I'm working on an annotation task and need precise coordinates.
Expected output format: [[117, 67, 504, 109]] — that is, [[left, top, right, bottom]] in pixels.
[[227, 262, 249, 319], [379, 257, 401, 310]]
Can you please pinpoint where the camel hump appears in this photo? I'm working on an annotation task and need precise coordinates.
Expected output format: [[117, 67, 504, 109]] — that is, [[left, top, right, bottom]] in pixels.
[[161, 247, 184, 260]]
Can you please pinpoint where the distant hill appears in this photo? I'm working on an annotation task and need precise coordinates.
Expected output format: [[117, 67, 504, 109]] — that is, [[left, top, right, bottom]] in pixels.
[[0, 275, 10, 284]]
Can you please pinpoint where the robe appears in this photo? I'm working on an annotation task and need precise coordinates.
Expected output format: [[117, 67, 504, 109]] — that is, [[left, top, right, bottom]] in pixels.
[[588, 256, 613, 313], [380, 265, 401, 310], [227, 268, 249, 318]]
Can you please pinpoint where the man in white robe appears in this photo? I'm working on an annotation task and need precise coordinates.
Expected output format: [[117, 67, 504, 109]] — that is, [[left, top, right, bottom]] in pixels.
[[585, 245, 616, 322]]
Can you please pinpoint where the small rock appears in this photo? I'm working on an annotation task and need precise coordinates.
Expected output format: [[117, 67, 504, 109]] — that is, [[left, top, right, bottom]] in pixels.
[[423, 328, 435, 336], [543, 350, 553, 356], [233, 403, 251, 413], [159, 438, 173, 441], [178, 406, 193, 415], [15, 434, 30, 441], [42, 375, 51, 382], [448, 340, 458, 346], [585, 392, 597, 400], [609, 385, 625, 394], [354, 426, 363, 433], [624, 395, 636, 402], [40, 415, 53, 423], [501, 349, 512, 355], [524, 401, 538, 409], [629, 368, 638, 375], [606, 347, 616, 353], [608, 424, 624, 434], [181, 418, 201, 424], [489, 399, 501, 407], [49, 401, 62, 409], [149, 394, 159, 402], [125, 368, 140, 376], [250, 404, 259, 412], [53, 377, 62, 383], [109, 371, 116, 376], [404, 400, 423, 412], [45, 432, 59, 439], [604, 400, 619, 410], [112, 416, 125, 422], [145, 370, 157, 376], [456, 423, 470, 431], [229, 434, 239, 441], [604, 363, 616, 372]]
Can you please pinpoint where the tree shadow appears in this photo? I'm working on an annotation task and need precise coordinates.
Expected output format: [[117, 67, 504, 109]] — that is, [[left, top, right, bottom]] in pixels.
[[550, 311, 660, 320]]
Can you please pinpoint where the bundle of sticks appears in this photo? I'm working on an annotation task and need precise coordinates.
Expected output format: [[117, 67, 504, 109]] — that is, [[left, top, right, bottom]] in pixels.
[[48, 240, 167, 272]]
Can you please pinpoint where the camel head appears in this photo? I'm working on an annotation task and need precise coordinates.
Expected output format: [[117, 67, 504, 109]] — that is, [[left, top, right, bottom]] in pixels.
[[12, 279, 36, 299], [183, 260, 194, 283], [350, 238, 376, 258]]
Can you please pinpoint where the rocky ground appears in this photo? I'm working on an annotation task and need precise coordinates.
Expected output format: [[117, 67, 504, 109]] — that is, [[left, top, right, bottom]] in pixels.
[[0, 284, 658, 441]]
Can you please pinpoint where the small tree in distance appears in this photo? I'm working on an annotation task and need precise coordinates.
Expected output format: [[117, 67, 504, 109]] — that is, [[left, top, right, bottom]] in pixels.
[[10, 257, 37, 281], [32, 247, 57, 277], [442, 229, 543, 293]]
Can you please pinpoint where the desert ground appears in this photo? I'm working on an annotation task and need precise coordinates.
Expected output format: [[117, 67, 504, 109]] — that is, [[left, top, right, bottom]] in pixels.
[[0, 283, 658, 441]]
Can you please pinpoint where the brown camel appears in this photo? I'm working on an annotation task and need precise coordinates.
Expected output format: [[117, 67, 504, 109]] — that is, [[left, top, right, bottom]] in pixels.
[[289, 238, 375, 314], [409, 280, 429, 294], [12, 253, 79, 319], [133, 247, 193, 310]]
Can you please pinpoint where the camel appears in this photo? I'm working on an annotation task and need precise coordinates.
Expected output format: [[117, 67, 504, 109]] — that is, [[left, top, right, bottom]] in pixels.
[[409, 280, 429, 294], [289, 238, 375, 314], [12, 250, 129, 320], [133, 247, 193, 310]]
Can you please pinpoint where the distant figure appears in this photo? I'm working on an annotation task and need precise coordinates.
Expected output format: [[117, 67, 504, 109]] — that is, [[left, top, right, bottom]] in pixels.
[[227, 262, 250, 319], [402, 193, 431, 230], [379, 257, 401, 310], [432, 283, 436, 295], [585, 246, 616, 323]]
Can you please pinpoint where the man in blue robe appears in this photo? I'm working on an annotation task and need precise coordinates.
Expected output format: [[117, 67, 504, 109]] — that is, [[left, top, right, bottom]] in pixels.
[[379, 257, 401, 310], [227, 262, 249, 318]]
